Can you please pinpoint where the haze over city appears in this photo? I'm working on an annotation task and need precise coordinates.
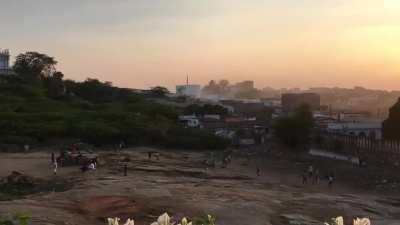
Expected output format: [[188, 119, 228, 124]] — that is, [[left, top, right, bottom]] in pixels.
[[1, 0, 400, 90]]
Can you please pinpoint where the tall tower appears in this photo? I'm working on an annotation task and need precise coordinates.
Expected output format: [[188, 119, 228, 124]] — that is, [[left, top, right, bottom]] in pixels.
[[0, 49, 10, 74]]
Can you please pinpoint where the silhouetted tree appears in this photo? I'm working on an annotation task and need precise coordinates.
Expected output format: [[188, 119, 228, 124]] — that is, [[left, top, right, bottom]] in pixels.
[[43, 71, 65, 99], [272, 104, 314, 148], [150, 86, 169, 97], [13, 52, 57, 83]]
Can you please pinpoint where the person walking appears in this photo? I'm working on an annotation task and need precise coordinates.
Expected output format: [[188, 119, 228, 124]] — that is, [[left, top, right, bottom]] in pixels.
[[256, 167, 261, 176]]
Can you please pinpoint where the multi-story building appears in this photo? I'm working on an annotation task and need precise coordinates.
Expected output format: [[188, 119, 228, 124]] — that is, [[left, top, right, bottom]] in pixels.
[[0, 49, 10, 74]]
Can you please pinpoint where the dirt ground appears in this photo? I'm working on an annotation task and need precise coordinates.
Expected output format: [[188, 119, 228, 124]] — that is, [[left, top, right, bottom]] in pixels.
[[0, 147, 400, 225]]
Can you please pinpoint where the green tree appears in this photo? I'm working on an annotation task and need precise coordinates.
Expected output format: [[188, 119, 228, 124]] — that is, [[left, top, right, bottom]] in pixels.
[[13, 52, 57, 83], [43, 71, 65, 99], [272, 104, 314, 148]]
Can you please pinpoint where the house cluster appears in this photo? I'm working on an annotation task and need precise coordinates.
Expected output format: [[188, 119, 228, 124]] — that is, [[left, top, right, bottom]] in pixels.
[[175, 80, 396, 144], [315, 110, 383, 140], [178, 100, 271, 146]]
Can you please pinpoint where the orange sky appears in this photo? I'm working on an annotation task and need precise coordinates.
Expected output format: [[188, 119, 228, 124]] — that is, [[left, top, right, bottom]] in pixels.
[[2, 1, 400, 90]]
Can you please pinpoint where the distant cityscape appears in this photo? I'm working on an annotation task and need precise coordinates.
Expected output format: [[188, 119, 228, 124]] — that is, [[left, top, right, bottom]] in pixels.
[[175, 79, 399, 119]]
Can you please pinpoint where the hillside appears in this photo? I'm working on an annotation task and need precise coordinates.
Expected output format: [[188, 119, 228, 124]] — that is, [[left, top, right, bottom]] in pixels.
[[0, 52, 228, 150]]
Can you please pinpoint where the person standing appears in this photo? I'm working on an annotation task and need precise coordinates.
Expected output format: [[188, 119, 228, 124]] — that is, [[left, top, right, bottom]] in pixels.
[[308, 165, 314, 178], [314, 169, 320, 185], [328, 172, 335, 188], [53, 160, 58, 175], [124, 164, 128, 176], [256, 167, 261, 176], [301, 172, 308, 185]]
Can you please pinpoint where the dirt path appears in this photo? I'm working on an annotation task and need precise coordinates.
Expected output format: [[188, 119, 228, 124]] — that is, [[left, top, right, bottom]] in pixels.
[[0, 148, 399, 225]]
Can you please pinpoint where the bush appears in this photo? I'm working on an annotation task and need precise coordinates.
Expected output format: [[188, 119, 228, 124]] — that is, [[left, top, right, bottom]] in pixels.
[[165, 127, 229, 150]]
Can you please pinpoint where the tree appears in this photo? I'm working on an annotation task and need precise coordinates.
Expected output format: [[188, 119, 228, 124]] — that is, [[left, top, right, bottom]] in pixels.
[[202, 80, 220, 95], [218, 79, 230, 93], [43, 71, 65, 99], [150, 86, 169, 97], [13, 52, 57, 83], [202, 79, 231, 96], [272, 104, 314, 148]]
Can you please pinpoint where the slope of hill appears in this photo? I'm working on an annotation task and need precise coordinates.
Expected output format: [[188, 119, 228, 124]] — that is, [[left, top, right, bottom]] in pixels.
[[0, 52, 228, 150]]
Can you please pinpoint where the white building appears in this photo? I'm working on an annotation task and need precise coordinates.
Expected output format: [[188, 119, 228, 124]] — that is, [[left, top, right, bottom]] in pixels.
[[178, 115, 200, 128], [176, 84, 201, 98], [326, 121, 382, 139]]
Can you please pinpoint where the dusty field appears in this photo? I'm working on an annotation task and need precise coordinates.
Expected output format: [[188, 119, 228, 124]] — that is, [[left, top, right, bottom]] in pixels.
[[0, 147, 400, 225]]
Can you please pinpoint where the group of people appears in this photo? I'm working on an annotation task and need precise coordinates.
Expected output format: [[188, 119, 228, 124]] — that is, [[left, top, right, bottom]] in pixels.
[[302, 164, 335, 188], [148, 151, 160, 160], [50, 151, 98, 175]]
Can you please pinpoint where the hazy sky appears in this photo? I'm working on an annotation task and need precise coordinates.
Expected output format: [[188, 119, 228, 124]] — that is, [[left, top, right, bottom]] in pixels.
[[1, 0, 400, 90]]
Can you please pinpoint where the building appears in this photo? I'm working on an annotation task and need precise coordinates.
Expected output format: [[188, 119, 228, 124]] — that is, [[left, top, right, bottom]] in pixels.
[[232, 80, 254, 90], [220, 100, 271, 117], [326, 121, 382, 140], [176, 85, 201, 98], [178, 115, 200, 128], [338, 111, 372, 122], [0, 49, 10, 74], [229, 80, 256, 98], [281, 93, 320, 113], [261, 97, 281, 107]]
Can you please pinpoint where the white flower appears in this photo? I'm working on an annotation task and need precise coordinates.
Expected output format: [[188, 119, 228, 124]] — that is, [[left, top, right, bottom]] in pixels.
[[353, 218, 371, 225], [107, 218, 120, 225], [157, 213, 171, 225], [178, 217, 192, 225], [123, 219, 135, 225], [334, 216, 344, 225], [325, 217, 344, 225]]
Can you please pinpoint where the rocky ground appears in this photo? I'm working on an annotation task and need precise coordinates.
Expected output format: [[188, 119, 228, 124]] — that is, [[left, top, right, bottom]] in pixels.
[[0, 147, 399, 225]]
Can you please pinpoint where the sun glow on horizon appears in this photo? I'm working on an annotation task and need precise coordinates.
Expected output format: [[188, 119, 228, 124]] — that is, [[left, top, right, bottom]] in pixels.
[[1, 0, 400, 90]]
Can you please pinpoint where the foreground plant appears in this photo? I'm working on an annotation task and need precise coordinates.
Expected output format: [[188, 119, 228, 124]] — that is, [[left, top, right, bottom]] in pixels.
[[107, 218, 134, 225], [178, 217, 192, 225], [325, 217, 371, 225], [0, 212, 30, 225], [151, 213, 172, 225], [108, 213, 196, 225]]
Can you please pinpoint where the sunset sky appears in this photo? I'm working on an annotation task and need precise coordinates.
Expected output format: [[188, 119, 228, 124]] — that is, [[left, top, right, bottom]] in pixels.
[[1, 1, 400, 90]]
